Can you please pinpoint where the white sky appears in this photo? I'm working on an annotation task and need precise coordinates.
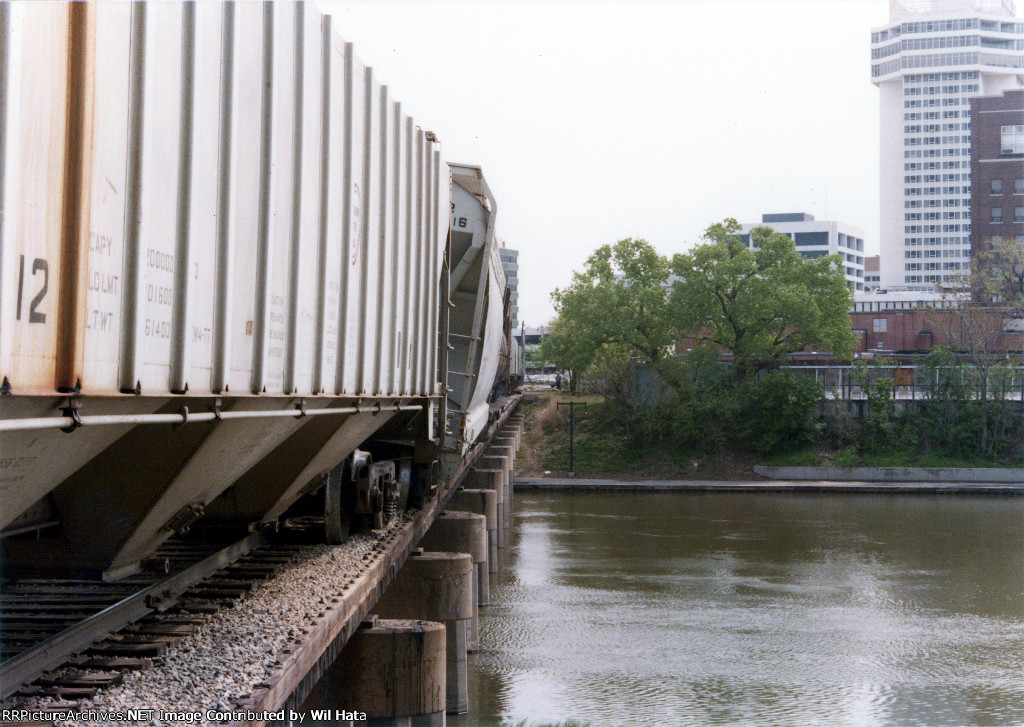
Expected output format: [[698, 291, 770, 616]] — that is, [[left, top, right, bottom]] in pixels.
[[318, 0, 1021, 327]]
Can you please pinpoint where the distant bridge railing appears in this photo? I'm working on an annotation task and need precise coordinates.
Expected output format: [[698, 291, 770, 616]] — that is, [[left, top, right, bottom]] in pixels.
[[781, 364, 1024, 402]]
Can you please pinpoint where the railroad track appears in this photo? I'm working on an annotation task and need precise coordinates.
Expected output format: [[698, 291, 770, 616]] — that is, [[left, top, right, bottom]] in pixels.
[[1, 536, 307, 702], [1, 397, 521, 718]]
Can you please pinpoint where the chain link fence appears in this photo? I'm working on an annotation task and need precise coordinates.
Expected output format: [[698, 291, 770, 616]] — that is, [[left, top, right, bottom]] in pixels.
[[782, 364, 1024, 401]]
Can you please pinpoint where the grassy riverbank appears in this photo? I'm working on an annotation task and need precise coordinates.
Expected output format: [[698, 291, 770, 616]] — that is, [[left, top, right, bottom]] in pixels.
[[517, 390, 1023, 479], [517, 391, 763, 480]]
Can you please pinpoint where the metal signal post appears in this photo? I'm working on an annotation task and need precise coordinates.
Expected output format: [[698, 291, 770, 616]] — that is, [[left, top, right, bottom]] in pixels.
[[556, 400, 586, 476]]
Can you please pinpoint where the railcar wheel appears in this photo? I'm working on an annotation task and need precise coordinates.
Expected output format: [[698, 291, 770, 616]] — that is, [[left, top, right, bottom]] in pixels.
[[324, 462, 354, 544]]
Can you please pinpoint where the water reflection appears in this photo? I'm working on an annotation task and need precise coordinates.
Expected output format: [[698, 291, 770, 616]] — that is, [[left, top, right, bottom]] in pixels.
[[454, 493, 1024, 727]]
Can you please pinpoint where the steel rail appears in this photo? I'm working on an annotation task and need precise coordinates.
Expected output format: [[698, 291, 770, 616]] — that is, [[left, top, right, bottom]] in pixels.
[[0, 404, 424, 433], [0, 532, 266, 700]]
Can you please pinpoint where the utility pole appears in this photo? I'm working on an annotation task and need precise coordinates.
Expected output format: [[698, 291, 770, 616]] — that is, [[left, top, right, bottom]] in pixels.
[[556, 401, 586, 477]]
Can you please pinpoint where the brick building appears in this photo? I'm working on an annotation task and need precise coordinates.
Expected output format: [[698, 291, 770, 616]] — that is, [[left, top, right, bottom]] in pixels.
[[678, 306, 1023, 359], [850, 307, 1023, 354], [970, 89, 1024, 262]]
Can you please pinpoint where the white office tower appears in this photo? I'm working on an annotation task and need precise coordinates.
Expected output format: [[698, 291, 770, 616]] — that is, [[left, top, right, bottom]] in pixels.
[[871, 0, 1024, 289], [739, 213, 866, 290], [499, 245, 520, 329]]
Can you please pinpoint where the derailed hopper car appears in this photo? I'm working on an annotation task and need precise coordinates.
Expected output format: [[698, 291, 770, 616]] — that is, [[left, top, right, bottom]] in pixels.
[[0, 2, 513, 579]]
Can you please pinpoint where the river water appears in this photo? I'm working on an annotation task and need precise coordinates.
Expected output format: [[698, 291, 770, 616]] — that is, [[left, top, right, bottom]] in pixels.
[[452, 491, 1024, 727]]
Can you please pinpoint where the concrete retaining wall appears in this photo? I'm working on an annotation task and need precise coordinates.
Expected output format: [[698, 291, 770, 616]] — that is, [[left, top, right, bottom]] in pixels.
[[754, 465, 1024, 483]]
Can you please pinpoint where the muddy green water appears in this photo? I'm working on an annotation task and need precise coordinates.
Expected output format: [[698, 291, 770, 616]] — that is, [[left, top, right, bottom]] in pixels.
[[452, 492, 1024, 727]]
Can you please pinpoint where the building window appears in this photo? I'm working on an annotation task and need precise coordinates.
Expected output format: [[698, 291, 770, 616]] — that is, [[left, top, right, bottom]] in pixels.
[[1002, 125, 1024, 155], [873, 319, 888, 333], [1016, 179, 1024, 195], [991, 179, 1003, 195], [793, 232, 829, 247], [1016, 207, 1024, 223], [991, 207, 1003, 223]]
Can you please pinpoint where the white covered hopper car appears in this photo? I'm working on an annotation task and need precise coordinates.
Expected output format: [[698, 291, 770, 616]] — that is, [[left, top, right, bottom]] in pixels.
[[0, 1, 516, 579]]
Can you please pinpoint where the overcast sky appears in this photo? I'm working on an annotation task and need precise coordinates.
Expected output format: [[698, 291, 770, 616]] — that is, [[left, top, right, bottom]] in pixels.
[[319, 0, 1020, 328]]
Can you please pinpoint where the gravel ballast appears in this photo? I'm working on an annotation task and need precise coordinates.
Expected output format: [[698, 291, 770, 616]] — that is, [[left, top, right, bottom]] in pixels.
[[4, 519, 409, 726]]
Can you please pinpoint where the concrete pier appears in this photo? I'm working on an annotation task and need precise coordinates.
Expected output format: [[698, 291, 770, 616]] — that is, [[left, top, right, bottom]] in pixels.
[[500, 418, 523, 448], [492, 435, 517, 453], [447, 488, 498, 580], [375, 551, 474, 714], [477, 455, 511, 545], [418, 511, 489, 651], [302, 618, 445, 727], [488, 442, 517, 513], [466, 466, 507, 548]]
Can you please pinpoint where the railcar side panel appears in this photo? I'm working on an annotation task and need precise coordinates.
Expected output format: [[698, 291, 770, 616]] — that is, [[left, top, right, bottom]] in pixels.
[[412, 129, 426, 395], [182, 2, 226, 395], [179, 2, 224, 393], [225, 2, 265, 394], [289, 4, 325, 396], [340, 46, 365, 395], [252, 1, 297, 396], [401, 117, 416, 395], [1, 1, 449, 402], [392, 106, 410, 396], [358, 71, 382, 395], [430, 147, 447, 396], [81, 3, 131, 391], [209, 4, 236, 394], [317, 29, 347, 396], [377, 86, 396, 395], [0, 3, 6, 380], [124, 2, 184, 395], [0, 3, 72, 394], [419, 141, 433, 394]]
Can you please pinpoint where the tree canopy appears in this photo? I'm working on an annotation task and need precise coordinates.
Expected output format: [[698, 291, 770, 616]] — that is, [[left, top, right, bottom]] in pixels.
[[972, 235, 1024, 307], [540, 316, 597, 394], [546, 222, 856, 389], [548, 238, 675, 370], [670, 219, 855, 378]]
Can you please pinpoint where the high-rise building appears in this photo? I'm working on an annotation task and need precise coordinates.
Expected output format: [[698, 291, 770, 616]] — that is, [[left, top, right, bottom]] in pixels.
[[871, 0, 1024, 289], [739, 213, 866, 290], [969, 89, 1024, 259], [499, 246, 520, 329]]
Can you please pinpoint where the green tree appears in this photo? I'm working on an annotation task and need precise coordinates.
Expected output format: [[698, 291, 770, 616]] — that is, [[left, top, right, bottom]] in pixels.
[[851, 358, 897, 452], [930, 238, 1024, 456], [973, 235, 1024, 307], [736, 369, 823, 454], [540, 317, 597, 394], [670, 219, 856, 380], [549, 238, 675, 368]]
